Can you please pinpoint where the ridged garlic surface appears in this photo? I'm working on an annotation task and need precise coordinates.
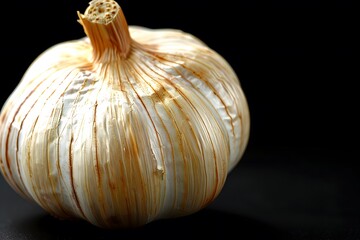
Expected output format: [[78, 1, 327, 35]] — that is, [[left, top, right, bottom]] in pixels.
[[0, 0, 250, 228]]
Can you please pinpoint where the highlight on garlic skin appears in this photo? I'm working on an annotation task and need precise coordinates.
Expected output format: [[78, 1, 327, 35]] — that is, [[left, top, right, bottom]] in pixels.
[[0, 0, 250, 228]]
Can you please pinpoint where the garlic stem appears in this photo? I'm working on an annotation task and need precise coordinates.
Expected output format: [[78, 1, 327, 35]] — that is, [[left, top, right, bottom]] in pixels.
[[77, 0, 131, 61]]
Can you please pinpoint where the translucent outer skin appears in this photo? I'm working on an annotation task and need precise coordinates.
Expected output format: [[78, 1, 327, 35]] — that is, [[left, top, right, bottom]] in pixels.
[[0, 25, 250, 228]]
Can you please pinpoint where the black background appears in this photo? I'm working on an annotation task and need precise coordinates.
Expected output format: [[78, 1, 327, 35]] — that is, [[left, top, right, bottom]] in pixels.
[[0, 0, 357, 239]]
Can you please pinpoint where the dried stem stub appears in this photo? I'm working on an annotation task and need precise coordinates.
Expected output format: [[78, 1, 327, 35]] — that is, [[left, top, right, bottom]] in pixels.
[[78, 0, 131, 60], [85, 0, 120, 24]]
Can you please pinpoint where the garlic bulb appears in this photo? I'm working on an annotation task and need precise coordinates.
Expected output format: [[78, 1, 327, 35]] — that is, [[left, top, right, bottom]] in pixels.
[[0, 0, 250, 228]]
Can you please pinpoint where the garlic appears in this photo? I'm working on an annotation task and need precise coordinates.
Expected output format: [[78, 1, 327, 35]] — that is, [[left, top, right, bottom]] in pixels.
[[0, 0, 250, 228]]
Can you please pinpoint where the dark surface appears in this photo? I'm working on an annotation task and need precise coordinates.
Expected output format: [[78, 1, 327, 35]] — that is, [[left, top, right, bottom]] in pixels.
[[1, 0, 357, 239], [1, 148, 359, 239]]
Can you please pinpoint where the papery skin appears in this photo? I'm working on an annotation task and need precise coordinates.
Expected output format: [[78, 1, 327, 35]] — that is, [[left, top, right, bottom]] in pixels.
[[0, 1, 250, 228]]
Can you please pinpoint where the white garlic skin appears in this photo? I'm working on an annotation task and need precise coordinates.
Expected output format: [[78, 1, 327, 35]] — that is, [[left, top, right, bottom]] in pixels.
[[0, 5, 249, 228]]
